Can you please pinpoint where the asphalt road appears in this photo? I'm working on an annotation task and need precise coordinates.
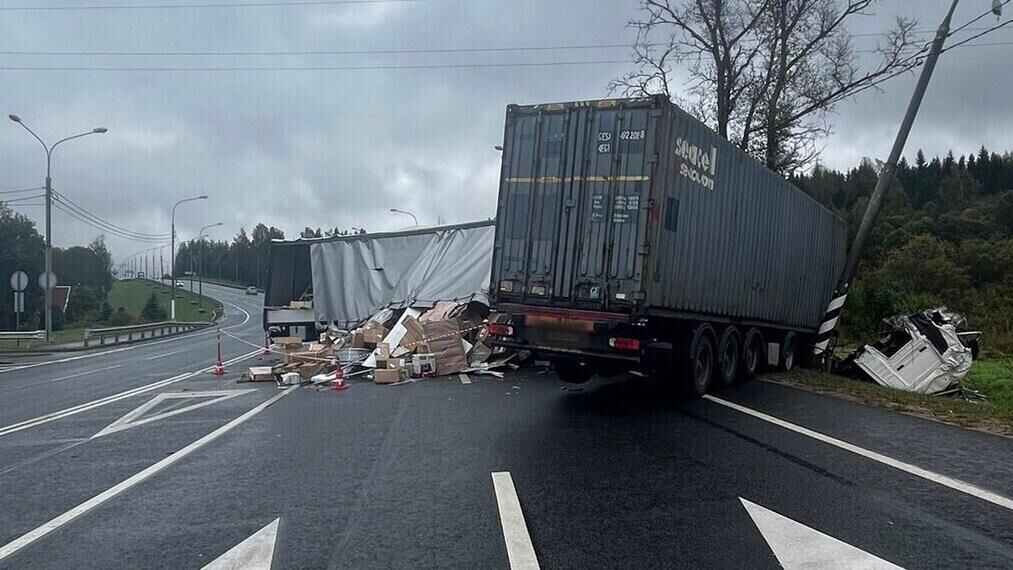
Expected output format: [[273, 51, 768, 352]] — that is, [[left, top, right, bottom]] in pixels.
[[1, 284, 1012, 569]]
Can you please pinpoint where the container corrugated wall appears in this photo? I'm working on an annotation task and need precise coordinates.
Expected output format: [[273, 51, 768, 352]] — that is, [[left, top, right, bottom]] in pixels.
[[491, 96, 847, 332], [647, 105, 846, 330]]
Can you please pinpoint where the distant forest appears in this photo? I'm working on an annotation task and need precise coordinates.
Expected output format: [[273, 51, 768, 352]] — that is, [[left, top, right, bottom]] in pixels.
[[792, 146, 1013, 353]]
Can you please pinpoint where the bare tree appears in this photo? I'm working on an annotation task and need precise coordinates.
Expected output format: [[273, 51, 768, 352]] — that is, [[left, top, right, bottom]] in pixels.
[[610, 0, 919, 173]]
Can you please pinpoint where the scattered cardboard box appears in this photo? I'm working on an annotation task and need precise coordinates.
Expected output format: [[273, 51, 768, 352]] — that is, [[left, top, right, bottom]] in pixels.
[[373, 366, 407, 385], [423, 319, 468, 376], [247, 366, 275, 382]]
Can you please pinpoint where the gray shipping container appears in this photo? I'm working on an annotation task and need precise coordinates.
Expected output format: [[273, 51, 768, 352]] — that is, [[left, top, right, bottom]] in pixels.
[[491, 96, 847, 332]]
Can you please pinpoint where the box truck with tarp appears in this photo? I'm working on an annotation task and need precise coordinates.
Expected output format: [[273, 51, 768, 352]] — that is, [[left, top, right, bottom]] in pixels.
[[487, 95, 847, 395]]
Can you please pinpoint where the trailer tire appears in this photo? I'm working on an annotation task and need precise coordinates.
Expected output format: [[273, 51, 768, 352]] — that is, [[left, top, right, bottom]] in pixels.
[[684, 324, 716, 398], [555, 360, 593, 384], [716, 326, 741, 388], [739, 328, 764, 381], [780, 331, 798, 372]]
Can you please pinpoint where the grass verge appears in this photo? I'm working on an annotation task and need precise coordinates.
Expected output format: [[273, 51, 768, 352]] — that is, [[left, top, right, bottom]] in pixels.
[[765, 359, 1013, 437], [107, 279, 222, 323]]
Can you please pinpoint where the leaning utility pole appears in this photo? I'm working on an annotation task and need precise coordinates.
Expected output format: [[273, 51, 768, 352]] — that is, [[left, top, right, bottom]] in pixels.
[[813, 0, 1001, 362]]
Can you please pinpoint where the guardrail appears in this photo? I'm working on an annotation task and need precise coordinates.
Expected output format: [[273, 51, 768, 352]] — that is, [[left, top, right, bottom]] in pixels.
[[0, 330, 46, 341], [83, 321, 212, 348]]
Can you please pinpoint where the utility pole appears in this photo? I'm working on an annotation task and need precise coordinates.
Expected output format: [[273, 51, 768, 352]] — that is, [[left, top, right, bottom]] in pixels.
[[813, 0, 998, 362]]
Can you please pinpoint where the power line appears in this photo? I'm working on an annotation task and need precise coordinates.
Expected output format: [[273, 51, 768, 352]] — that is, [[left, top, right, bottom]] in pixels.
[[0, 59, 630, 72], [54, 202, 171, 243], [944, 17, 1013, 53], [0, 186, 45, 195], [0, 44, 631, 57], [0, 193, 46, 203], [0, 0, 422, 11], [950, 0, 1010, 36], [52, 191, 171, 241]]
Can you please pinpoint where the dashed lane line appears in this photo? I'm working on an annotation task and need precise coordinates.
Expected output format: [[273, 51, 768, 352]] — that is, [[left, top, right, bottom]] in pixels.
[[0, 386, 297, 562], [0, 349, 261, 438], [2, 364, 123, 393], [703, 395, 1013, 513], [492, 471, 540, 570], [145, 349, 187, 361]]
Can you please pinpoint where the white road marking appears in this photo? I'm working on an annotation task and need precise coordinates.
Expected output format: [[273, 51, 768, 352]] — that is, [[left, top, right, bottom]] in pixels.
[[741, 498, 903, 569], [145, 349, 187, 361], [92, 389, 258, 438], [202, 518, 280, 570], [0, 387, 296, 562], [704, 395, 1013, 512], [0, 349, 261, 438], [0, 294, 251, 375], [459, 374, 472, 384], [492, 471, 540, 570]]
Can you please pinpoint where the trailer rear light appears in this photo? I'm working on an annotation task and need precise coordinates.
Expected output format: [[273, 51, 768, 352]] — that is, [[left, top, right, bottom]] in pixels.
[[609, 337, 641, 351], [488, 323, 514, 337], [498, 280, 514, 293]]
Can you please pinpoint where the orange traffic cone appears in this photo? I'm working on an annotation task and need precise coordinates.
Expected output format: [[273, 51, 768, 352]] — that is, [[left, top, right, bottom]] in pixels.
[[212, 329, 226, 376], [331, 362, 348, 391]]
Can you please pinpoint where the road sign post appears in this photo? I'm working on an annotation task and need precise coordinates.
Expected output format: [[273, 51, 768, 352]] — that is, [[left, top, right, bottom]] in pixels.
[[10, 271, 28, 347]]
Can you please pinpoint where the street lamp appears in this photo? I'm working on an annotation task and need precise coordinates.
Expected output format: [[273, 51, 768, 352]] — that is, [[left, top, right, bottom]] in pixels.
[[197, 222, 222, 309], [8, 114, 107, 342], [170, 195, 207, 320], [389, 208, 419, 226]]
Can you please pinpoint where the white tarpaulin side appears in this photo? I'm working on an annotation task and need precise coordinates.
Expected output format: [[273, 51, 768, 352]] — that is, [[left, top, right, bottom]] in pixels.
[[309, 221, 495, 328]]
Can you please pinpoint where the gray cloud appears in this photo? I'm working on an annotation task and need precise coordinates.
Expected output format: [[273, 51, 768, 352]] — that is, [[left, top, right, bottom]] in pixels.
[[1, 0, 1009, 263]]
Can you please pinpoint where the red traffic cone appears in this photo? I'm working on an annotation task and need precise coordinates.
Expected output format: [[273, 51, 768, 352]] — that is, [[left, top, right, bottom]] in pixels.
[[260, 334, 271, 359], [331, 362, 348, 391], [212, 329, 226, 376]]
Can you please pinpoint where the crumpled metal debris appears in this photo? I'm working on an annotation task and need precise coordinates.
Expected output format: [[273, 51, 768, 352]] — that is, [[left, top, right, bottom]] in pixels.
[[848, 307, 981, 395]]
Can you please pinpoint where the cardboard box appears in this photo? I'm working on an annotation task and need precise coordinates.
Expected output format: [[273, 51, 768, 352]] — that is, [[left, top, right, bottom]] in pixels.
[[248, 366, 275, 382], [422, 319, 468, 376], [289, 300, 312, 310], [412, 353, 437, 377], [375, 342, 391, 369], [273, 336, 303, 350], [401, 316, 426, 349], [362, 322, 388, 346], [373, 367, 407, 385], [349, 331, 365, 348]]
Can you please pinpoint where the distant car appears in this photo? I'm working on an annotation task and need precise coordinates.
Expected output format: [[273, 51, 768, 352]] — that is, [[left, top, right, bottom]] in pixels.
[[245, 286, 258, 295], [175, 281, 185, 288]]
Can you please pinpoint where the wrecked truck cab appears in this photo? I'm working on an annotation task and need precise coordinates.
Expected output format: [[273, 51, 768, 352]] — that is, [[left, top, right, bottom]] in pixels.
[[850, 308, 980, 395]]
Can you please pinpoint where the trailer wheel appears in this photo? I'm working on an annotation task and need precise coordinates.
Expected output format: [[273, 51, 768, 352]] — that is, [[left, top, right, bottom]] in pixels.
[[780, 331, 798, 372], [716, 326, 741, 388], [684, 324, 716, 398], [555, 360, 593, 384], [740, 328, 764, 381]]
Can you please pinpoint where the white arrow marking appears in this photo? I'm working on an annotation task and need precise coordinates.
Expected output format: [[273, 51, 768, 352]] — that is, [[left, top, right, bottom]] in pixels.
[[202, 518, 280, 570], [741, 498, 904, 569], [93, 389, 257, 438]]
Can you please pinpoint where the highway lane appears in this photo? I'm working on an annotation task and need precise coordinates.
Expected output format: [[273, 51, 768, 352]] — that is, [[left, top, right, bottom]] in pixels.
[[1, 284, 1012, 568], [3, 369, 1012, 568], [0, 283, 266, 430]]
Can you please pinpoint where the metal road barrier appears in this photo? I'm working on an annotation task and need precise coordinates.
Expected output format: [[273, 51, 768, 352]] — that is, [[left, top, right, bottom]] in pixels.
[[83, 321, 213, 348], [0, 330, 46, 341]]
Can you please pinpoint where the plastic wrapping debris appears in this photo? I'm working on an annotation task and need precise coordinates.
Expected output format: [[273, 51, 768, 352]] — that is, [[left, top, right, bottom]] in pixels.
[[846, 307, 981, 395]]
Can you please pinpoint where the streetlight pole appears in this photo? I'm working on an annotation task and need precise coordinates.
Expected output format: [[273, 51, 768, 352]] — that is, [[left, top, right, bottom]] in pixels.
[[814, 0, 1001, 362], [170, 195, 207, 320], [389, 208, 419, 226], [8, 115, 107, 342], [197, 222, 222, 311]]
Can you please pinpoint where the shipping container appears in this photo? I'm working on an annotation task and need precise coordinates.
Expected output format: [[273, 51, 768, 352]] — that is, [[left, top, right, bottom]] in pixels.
[[489, 95, 848, 393]]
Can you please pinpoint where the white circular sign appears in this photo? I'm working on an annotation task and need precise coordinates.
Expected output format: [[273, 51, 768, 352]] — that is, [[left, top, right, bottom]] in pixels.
[[10, 271, 28, 292], [38, 271, 58, 290]]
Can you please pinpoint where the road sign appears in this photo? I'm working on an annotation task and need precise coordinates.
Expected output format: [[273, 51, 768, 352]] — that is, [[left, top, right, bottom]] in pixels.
[[37, 271, 58, 290], [14, 292, 24, 313], [9, 271, 28, 292]]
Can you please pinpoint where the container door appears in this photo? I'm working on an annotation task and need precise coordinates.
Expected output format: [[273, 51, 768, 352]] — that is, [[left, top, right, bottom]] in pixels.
[[572, 103, 658, 310], [494, 100, 659, 311]]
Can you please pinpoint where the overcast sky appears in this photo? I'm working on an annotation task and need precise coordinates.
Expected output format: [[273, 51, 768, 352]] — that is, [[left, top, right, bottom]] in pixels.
[[1, 0, 1010, 264]]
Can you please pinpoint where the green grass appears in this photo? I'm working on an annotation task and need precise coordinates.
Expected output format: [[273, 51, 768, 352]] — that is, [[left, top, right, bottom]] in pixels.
[[0, 328, 86, 350], [106, 279, 222, 324], [767, 359, 1013, 436]]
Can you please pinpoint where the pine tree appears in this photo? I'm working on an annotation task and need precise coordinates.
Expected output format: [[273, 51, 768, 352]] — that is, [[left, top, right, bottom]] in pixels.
[[140, 292, 168, 322]]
